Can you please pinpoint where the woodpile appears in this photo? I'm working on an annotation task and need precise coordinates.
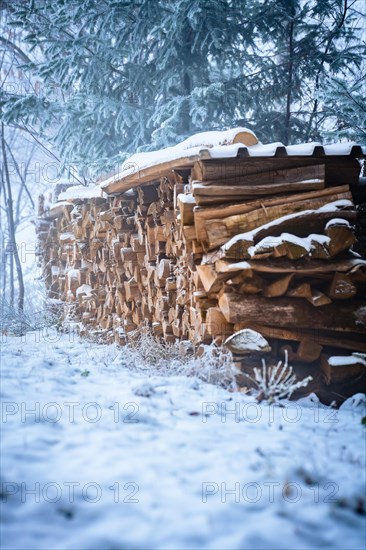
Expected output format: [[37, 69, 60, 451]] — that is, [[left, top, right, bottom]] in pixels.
[[37, 128, 366, 400]]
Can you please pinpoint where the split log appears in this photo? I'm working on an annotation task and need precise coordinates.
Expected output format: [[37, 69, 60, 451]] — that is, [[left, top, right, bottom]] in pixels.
[[287, 282, 332, 307], [328, 272, 357, 300], [178, 193, 196, 225], [225, 328, 271, 355], [195, 264, 231, 293], [203, 188, 350, 249], [262, 274, 294, 297], [222, 205, 356, 260], [193, 185, 350, 244], [215, 257, 366, 277], [218, 291, 366, 333], [206, 307, 234, 337], [325, 218, 356, 257], [321, 354, 366, 385]]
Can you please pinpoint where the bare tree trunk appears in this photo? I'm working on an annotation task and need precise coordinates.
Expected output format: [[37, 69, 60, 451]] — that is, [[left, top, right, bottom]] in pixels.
[[9, 243, 14, 307], [284, 18, 294, 146], [1, 123, 24, 312], [1, 230, 7, 297], [1, 180, 14, 307], [180, 23, 194, 136]]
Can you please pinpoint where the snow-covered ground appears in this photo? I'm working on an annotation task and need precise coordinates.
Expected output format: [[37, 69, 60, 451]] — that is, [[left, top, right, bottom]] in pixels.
[[1, 331, 365, 550]]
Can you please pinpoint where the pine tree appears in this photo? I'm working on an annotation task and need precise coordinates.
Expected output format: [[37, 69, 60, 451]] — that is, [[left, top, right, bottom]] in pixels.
[[321, 73, 366, 142], [1, 0, 364, 178], [231, 0, 365, 144]]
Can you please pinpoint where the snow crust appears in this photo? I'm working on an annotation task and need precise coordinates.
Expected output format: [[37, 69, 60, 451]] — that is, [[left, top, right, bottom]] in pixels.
[[66, 269, 79, 280], [59, 232, 74, 242], [1, 333, 365, 550], [178, 193, 196, 204], [100, 127, 257, 189], [325, 218, 351, 229], [48, 200, 72, 213], [178, 127, 257, 149], [225, 329, 271, 354], [248, 233, 330, 257], [328, 355, 366, 367], [58, 184, 104, 201], [75, 284, 92, 297]]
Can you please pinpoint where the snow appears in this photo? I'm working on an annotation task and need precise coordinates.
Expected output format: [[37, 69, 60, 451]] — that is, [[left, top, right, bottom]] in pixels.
[[1, 333, 365, 550], [285, 142, 322, 156], [248, 233, 331, 257], [328, 355, 366, 367], [323, 142, 362, 155], [318, 199, 353, 212], [215, 260, 253, 273], [100, 127, 257, 190], [177, 127, 257, 149], [325, 218, 351, 229], [178, 193, 196, 204], [59, 232, 75, 242], [66, 269, 79, 280], [222, 201, 353, 252], [58, 184, 105, 201], [242, 142, 285, 157], [48, 200, 73, 214], [225, 329, 271, 354], [75, 285, 92, 298]]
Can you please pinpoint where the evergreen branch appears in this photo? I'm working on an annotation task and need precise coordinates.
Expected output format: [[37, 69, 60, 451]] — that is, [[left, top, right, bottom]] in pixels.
[[0, 36, 32, 64]]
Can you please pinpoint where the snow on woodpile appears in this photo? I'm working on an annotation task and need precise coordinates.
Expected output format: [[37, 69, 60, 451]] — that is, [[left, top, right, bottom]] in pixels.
[[36, 128, 366, 402], [100, 127, 258, 193], [58, 183, 104, 201]]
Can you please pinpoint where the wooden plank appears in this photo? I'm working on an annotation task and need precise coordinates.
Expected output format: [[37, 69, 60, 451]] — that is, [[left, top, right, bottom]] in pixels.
[[102, 151, 211, 194], [192, 179, 325, 199], [196, 164, 325, 187], [193, 157, 325, 181], [215, 257, 366, 276], [193, 156, 360, 185]]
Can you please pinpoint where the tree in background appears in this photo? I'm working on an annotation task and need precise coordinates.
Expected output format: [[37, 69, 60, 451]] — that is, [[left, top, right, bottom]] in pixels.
[[0, 6, 64, 317], [321, 73, 366, 142], [1, 0, 365, 176], [232, 0, 365, 144]]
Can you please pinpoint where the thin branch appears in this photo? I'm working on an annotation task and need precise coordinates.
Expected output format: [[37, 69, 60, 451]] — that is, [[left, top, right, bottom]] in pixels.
[[5, 140, 35, 209], [0, 36, 32, 64]]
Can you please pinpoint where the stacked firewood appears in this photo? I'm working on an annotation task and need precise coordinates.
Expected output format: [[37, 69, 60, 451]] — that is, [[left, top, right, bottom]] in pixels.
[[37, 129, 366, 398]]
